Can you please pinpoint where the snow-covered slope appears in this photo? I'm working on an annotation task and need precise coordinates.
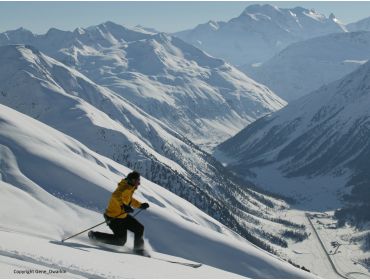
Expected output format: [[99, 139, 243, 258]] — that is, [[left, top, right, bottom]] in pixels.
[[347, 16, 370, 32], [175, 4, 346, 67], [0, 104, 313, 278], [0, 22, 285, 151], [244, 31, 370, 101], [0, 44, 298, 254], [216, 59, 370, 209]]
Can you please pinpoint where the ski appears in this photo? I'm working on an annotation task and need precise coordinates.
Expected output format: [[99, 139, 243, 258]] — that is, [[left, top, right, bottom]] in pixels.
[[104, 247, 202, 268], [52, 240, 202, 268], [149, 256, 202, 268], [94, 245, 203, 268]]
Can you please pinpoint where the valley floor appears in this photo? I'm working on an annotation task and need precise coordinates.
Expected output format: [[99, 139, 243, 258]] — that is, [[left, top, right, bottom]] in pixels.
[[278, 209, 370, 279]]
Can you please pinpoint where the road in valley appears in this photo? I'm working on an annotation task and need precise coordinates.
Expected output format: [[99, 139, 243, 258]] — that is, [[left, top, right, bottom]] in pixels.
[[305, 213, 347, 279]]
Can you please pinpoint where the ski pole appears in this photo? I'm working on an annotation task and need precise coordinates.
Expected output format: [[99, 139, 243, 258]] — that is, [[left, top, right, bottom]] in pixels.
[[61, 219, 107, 243], [61, 209, 144, 243], [133, 208, 143, 218]]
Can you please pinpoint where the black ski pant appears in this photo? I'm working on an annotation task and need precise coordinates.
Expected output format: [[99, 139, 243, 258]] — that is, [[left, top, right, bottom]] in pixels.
[[93, 214, 144, 249]]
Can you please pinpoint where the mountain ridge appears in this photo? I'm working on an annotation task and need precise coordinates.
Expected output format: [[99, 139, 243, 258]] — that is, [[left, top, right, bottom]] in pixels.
[[216, 59, 370, 210], [347, 16, 370, 32], [243, 31, 370, 101], [0, 22, 285, 151], [175, 4, 346, 67], [0, 44, 297, 254], [0, 103, 313, 278]]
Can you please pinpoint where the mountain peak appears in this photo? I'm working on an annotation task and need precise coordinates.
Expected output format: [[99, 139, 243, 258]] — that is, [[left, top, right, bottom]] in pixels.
[[243, 4, 280, 14], [176, 4, 346, 66], [101, 20, 122, 29], [86, 21, 123, 32], [192, 20, 223, 33], [73, 27, 86, 35], [46, 27, 71, 37], [291, 6, 310, 14], [1, 27, 34, 40], [11, 27, 32, 34], [328, 12, 342, 24]]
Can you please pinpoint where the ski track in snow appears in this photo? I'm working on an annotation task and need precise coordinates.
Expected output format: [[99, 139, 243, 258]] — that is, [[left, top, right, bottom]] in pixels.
[[0, 229, 241, 279], [0, 250, 103, 279], [0, 103, 315, 278]]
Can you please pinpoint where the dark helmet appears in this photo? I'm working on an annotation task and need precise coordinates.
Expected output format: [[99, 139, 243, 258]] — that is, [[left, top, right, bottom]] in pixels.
[[126, 171, 140, 185]]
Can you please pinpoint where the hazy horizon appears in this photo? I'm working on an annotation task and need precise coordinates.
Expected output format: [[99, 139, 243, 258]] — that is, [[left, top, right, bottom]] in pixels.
[[1, 1, 370, 34]]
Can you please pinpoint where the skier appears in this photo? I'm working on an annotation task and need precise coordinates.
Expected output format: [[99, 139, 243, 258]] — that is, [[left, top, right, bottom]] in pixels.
[[88, 171, 150, 254]]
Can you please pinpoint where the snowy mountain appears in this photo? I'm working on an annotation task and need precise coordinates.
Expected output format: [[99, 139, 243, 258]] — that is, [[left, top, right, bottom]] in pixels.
[[0, 44, 301, 255], [0, 22, 285, 151], [0, 103, 313, 278], [216, 59, 370, 210], [244, 31, 370, 101], [347, 16, 370, 32], [175, 4, 347, 67]]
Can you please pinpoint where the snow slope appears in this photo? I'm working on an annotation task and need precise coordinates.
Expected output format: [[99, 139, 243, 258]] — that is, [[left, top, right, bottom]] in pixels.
[[0, 44, 303, 258], [0, 22, 285, 150], [245, 31, 370, 101], [175, 4, 346, 67], [0, 230, 242, 279], [216, 59, 370, 209], [0, 104, 314, 278]]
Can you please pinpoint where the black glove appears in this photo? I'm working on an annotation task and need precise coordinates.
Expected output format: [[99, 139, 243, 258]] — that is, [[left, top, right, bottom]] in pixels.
[[140, 203, 149, 210], [121, 204, 134, 213]]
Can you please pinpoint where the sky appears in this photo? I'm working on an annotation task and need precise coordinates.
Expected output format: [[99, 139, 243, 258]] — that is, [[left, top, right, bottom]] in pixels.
[[1, 1, 370, 34]]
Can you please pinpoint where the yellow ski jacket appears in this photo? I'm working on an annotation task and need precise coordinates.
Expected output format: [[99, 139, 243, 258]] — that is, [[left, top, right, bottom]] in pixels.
[[105, 179, 142, 219]]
